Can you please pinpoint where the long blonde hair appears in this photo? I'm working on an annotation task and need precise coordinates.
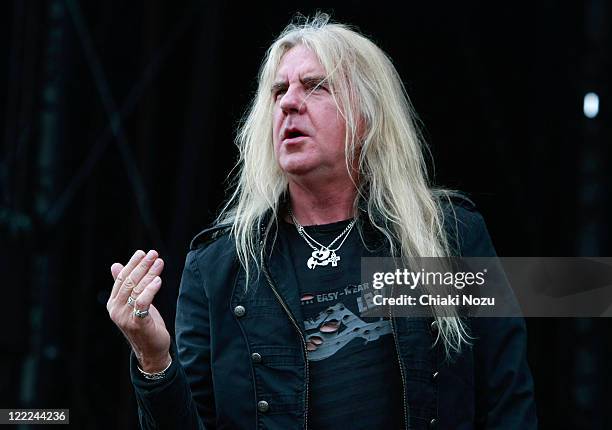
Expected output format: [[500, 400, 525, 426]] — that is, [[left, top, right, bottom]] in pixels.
[[216, 13, 470, 355]]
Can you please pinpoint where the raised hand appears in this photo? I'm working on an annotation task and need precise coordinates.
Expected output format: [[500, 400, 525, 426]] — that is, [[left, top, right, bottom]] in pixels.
[[107, 250, 171, 372]]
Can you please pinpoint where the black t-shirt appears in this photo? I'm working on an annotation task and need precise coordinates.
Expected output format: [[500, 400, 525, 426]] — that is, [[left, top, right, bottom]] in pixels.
[[279, 218, 404, 429]]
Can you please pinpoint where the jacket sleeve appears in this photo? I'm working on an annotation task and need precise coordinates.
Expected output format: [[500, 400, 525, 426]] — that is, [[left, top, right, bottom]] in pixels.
[[130, 249, 214, 429], [453, 205, 538, 429]]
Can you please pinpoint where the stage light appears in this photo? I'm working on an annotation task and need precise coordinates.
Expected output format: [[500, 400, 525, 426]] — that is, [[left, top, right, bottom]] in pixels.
[[583, 92, 599, 118]]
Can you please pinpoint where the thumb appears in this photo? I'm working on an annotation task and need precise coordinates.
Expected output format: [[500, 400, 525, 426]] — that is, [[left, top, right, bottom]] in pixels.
[[111, 262, 124, 281]]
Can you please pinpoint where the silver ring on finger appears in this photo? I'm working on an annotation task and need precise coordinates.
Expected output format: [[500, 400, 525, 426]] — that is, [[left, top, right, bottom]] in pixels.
[[127, 296, 136, 307], [134, 308, 150, 318]]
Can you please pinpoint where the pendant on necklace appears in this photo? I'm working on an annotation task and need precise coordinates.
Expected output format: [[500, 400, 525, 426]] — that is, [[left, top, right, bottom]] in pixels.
[[307, 248, 341, 269]]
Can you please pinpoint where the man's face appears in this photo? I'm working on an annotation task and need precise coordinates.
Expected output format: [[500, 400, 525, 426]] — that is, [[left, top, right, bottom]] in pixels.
[[272, 45, 347, 180]]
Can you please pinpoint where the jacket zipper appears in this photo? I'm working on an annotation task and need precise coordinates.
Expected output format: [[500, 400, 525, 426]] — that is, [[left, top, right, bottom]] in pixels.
[[262, 259, 310, 430], [389, 283, 409, 430]]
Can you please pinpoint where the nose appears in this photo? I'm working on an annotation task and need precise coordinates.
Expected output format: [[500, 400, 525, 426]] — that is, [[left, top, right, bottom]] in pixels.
[[279, 85, 306, 114]]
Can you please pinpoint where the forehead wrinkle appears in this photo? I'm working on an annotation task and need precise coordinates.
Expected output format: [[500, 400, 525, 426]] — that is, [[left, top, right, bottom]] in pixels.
[[273, 74, 326, 85], [273, 67, 322, 82], [274, 53, 326, 83]]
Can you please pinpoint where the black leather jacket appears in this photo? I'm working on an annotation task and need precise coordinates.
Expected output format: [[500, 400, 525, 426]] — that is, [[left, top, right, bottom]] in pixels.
[[130, 197, 537, 429]]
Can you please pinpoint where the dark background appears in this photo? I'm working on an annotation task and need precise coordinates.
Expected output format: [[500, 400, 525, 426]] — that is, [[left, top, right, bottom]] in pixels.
[[2, 1, 611, 428]]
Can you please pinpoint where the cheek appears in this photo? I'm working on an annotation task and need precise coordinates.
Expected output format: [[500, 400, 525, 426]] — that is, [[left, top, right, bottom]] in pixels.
[[272, 112, 280, 137], [316, 103, 344, 135], [272, 111, 282, 151]]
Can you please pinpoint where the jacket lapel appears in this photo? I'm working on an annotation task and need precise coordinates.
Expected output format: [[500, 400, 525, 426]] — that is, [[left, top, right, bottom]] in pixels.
[[263, 218, 306, 333]]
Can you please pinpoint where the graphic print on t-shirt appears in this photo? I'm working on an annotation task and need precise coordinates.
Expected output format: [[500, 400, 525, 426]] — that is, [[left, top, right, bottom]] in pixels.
[[301, 282, 392, 361], [279, 218, 404, 429]]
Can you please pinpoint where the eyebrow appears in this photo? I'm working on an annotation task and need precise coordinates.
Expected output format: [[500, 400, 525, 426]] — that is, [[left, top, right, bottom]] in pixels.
[[271, 75, 328, 93]]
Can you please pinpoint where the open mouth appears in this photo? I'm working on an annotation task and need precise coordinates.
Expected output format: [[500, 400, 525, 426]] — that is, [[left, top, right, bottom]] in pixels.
[[286, 130, 304, 139], [282, 128, 308, 144]]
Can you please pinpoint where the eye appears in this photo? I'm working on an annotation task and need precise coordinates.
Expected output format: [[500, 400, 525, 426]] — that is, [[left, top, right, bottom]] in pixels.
[[272, 85, 287, 100], [306, 81, 327, 92], [314, 83, 330, 94]]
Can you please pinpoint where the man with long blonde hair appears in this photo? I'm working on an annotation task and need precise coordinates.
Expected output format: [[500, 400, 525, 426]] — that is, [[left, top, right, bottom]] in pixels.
[[108, 13, 536, 429]]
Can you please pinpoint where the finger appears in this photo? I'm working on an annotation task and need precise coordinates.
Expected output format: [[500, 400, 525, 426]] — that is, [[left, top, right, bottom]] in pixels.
[[132, 258, 164, 297], [110, 250, 146, 300], [111, 263, 124, 281], [133, 277, 162, 316], [116, 249, 158, 304]]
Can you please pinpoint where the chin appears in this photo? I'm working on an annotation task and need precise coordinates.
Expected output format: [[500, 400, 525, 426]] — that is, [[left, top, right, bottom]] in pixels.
[[279, 158, 317, 176], [281, 164, 314, 176]]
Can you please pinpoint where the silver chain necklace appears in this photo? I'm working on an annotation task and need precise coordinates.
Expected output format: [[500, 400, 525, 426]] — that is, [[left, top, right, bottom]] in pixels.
[[288, 207, 356, 270]]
